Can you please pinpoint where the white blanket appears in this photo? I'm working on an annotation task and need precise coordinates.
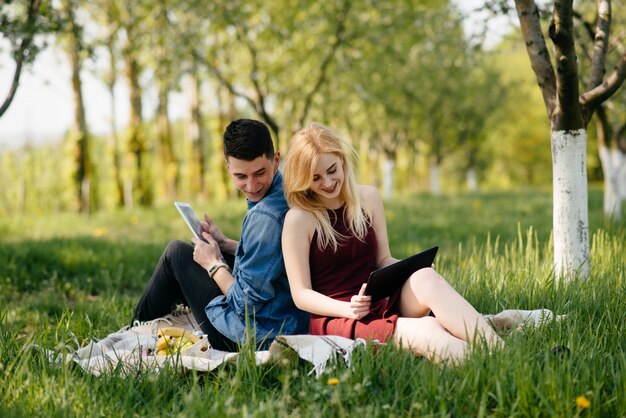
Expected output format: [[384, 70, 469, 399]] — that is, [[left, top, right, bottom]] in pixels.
[[39, 308, 564, 377]]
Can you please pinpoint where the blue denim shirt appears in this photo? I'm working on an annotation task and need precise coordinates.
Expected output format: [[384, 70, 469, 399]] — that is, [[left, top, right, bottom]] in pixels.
[[205, 171, 309, 348]]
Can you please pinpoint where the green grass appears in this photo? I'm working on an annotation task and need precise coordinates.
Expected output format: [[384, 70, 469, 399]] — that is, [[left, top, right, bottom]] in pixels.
[[1, 188, 625, 417]]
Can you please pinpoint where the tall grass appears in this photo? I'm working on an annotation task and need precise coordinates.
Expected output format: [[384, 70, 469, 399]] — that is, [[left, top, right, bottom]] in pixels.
[[1, 188, 624, 417]]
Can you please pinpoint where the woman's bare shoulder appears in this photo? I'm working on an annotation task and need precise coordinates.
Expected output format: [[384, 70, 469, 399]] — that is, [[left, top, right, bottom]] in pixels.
[[284, 207, 317, 228], [358, 184, 382, 207]]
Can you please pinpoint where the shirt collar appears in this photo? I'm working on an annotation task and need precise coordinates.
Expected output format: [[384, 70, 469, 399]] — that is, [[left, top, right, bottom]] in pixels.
[[247, 171, 283, 209]]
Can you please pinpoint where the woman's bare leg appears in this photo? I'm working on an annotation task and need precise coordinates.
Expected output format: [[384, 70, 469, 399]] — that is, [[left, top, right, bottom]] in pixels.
[[393, 317, 468, 363], [398, 268, 503, 350]]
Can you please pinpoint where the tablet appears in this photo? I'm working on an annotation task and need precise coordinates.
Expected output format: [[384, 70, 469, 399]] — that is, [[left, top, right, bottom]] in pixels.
[[365, 246, 439, 302], [174, 202, 204, 241]]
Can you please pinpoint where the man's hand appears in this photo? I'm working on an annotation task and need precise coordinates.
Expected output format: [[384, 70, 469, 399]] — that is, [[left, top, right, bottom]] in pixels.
[[201, 214, 227, 247], [192, 232, 223, 271], [347, 283, 371, 320]]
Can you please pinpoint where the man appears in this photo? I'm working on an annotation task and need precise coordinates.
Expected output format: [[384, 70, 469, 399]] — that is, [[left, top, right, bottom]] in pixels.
[[132, 119, 308, 351]]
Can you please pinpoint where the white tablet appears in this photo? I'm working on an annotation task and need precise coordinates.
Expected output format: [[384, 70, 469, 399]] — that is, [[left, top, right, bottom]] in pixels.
[[174, 202, 204, 241]]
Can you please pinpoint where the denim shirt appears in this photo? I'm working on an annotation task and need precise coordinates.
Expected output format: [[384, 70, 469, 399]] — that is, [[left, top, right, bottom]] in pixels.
[[205, 171, 309, 348]]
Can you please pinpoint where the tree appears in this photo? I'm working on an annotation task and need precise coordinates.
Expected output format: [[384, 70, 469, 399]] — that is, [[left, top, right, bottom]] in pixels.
[[513, 0, 626, 279], [574, 6, 626, 220], [0, 0, 55, 119], [144, 0, 182, 199], [327, 1, 487, 196], [86, 0, 125, 207], [193, 0, 354, 150], [60, 0, 93, 213], [483, 34, 553, 189], [119, 0, 153, 206]]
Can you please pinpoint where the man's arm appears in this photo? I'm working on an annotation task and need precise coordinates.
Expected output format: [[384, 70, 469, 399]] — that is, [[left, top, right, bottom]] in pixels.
[[224, 211, 284, 317], [192, 232, 235, 294]]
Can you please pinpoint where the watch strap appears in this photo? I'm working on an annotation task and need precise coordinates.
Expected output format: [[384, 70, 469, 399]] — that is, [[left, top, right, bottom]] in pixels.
[[208, 262, 229, 279]]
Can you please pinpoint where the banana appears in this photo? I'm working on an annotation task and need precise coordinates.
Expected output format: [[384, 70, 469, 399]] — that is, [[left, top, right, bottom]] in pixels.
[[156, 327, 200, 343], [155, 335, 171, 353], [154, 327, 200, 355]]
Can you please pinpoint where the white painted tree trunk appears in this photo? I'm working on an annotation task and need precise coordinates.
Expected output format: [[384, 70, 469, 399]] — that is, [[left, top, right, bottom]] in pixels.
[[598, 145, 623, 220], [466, 168, 478, 192], [429, 163, 441, 195], [551, 129, 590, 280], [620, 153, 626, 200], [124, 178, 134, 210], [382, 159, 395, 199]]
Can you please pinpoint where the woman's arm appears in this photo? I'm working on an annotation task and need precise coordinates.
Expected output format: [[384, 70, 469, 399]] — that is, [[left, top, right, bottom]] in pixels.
[[282, 208, 369, 319], [360, 185, 399, 269]]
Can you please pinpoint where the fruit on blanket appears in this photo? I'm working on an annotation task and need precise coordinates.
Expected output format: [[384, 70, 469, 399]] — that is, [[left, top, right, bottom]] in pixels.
[[156, 327, 201, 343], [155, 335, 171, 353], [155, 327, 200, 356]]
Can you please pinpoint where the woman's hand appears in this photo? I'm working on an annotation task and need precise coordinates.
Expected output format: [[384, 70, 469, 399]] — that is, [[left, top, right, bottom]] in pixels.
[[347, 283, 371, 320]]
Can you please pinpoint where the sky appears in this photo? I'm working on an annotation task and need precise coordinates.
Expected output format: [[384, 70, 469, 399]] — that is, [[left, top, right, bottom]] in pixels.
[[0, 38, 189, 151], [0, 1, 515, 151]]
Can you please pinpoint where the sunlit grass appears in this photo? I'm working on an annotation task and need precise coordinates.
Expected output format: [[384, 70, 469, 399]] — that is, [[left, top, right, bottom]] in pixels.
[[1, 188, 625, 416]]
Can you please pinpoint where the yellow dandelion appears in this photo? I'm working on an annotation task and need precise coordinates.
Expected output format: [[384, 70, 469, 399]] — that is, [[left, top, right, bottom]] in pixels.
[[327, 377, 340, 385], [94, 227, 107, 237], [130, 216, 139, 225], [576, 395, 590, 409]]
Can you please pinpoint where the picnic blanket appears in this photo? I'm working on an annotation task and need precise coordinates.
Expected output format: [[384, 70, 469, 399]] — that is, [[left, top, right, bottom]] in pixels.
[[38, 308, 565, 377]]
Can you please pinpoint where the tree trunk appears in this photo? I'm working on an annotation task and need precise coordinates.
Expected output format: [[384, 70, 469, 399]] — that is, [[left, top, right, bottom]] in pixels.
[[429, 162, 441, 195], [65, 0, 91, 213], [595, 105, 625, 220], [466, 168, 478, 192], [551, 129, 590, 278], [382, 158, 394, 199], [620, 153, 626, 202], [215, 82, 236, 199], [598, 145, 623, 220], [123, 35, 152, 206], [188, 71, 207, 196], [105, 39, 124, 208], [515, 0, 596, 281], [157, 81, 177, 199]]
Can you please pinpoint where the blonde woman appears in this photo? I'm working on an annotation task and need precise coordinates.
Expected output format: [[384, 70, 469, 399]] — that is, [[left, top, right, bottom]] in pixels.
[[282, 124, 502, 363]]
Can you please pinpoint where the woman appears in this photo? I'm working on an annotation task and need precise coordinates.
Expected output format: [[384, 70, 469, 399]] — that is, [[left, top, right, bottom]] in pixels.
[[282, 124, 502, 363]]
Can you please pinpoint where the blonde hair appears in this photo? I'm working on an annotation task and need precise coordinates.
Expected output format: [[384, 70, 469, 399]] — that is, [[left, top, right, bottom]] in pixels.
[[283, 123, 370, 250]]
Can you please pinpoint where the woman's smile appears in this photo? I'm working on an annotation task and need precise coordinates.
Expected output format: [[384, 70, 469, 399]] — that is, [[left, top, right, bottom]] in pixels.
[[311, 153, 344, 205], [321, 182, 338, 194]]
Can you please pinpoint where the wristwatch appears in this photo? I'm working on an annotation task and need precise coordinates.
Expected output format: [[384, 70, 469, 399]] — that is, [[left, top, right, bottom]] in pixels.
[[208, 262, 230, 279]]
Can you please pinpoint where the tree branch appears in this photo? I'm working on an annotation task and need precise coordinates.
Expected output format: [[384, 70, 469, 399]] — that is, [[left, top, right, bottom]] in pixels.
[[572, 10, 595, 62], [298, 0, 351, 127], [594, 103, 611, 148], [0, 0, 41, 118], [216, 12, 280, 139], [199, 51, 256, 112], [579, 52, 626, 109], [514, 0, 557, 117], [579, 0, 612, 124], [586, 1, 610, 91]]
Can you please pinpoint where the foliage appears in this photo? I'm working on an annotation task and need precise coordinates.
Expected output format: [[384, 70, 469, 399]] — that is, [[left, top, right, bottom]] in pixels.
[[3, 0, 626, 213], [0, 0, 61, 117], [482, 33, 554, 188], [0, 189, 625, 416]]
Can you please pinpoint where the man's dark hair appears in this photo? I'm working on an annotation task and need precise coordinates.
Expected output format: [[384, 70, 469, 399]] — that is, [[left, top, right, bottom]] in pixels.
[[223, 119, 275, 161]]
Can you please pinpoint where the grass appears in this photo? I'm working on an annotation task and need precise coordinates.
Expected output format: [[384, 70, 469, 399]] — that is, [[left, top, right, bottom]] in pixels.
[[1, 187, 625, 417]]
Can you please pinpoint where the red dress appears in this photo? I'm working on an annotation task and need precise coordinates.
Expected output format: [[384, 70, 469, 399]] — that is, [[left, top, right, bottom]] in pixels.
[[308, 206, 400, 342]]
